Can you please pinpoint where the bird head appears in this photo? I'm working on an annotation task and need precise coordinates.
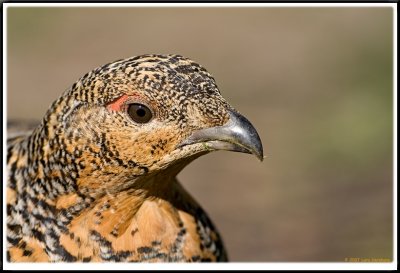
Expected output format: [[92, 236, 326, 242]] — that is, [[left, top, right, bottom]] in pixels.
[[40, 54, 263, 195]]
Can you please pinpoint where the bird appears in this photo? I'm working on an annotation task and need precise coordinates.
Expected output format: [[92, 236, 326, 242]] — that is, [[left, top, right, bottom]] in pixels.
[[6, 54, 263, 262]]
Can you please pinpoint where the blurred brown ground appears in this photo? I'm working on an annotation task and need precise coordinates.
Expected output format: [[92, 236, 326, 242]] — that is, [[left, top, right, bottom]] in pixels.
[[6, 7, 393, 261]]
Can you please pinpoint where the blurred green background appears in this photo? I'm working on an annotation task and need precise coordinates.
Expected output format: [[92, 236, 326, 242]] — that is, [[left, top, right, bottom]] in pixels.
[[6, 7, 393, 262]]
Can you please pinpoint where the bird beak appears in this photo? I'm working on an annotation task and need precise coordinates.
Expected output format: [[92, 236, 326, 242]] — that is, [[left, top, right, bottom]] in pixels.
[[178, 110, 264, 161]]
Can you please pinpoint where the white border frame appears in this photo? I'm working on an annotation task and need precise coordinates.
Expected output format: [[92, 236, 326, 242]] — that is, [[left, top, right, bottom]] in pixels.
[[2, 3, 397, 271]]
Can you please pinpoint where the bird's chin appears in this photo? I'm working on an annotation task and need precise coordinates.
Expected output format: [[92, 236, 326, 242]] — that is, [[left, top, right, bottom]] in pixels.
[[173, 142, 215, 160], [148, 143, 211, 174]]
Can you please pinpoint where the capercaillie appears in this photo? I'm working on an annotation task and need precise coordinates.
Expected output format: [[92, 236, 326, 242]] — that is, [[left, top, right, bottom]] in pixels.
[[7, 54, 263, 262]]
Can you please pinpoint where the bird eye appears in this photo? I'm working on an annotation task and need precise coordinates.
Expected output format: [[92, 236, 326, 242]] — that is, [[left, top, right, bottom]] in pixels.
[[127, 103, 153, 124]]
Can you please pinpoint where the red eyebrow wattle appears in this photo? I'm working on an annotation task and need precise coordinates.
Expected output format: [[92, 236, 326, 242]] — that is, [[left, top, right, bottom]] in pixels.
[[107, 94, 131, 111]]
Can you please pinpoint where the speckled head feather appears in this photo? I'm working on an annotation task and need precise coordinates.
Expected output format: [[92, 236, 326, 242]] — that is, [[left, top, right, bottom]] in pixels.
[[7, 54, 263, 262]]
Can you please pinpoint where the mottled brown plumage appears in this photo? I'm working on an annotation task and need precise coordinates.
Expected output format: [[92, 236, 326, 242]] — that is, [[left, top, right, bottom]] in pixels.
[[7, 54, 263, 262]]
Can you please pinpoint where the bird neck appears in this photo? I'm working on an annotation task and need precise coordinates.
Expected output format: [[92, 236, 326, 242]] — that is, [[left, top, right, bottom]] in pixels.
[[8, 121, 188, 231], [6, 123, 76, 202], [9, 113, 192, 200]]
